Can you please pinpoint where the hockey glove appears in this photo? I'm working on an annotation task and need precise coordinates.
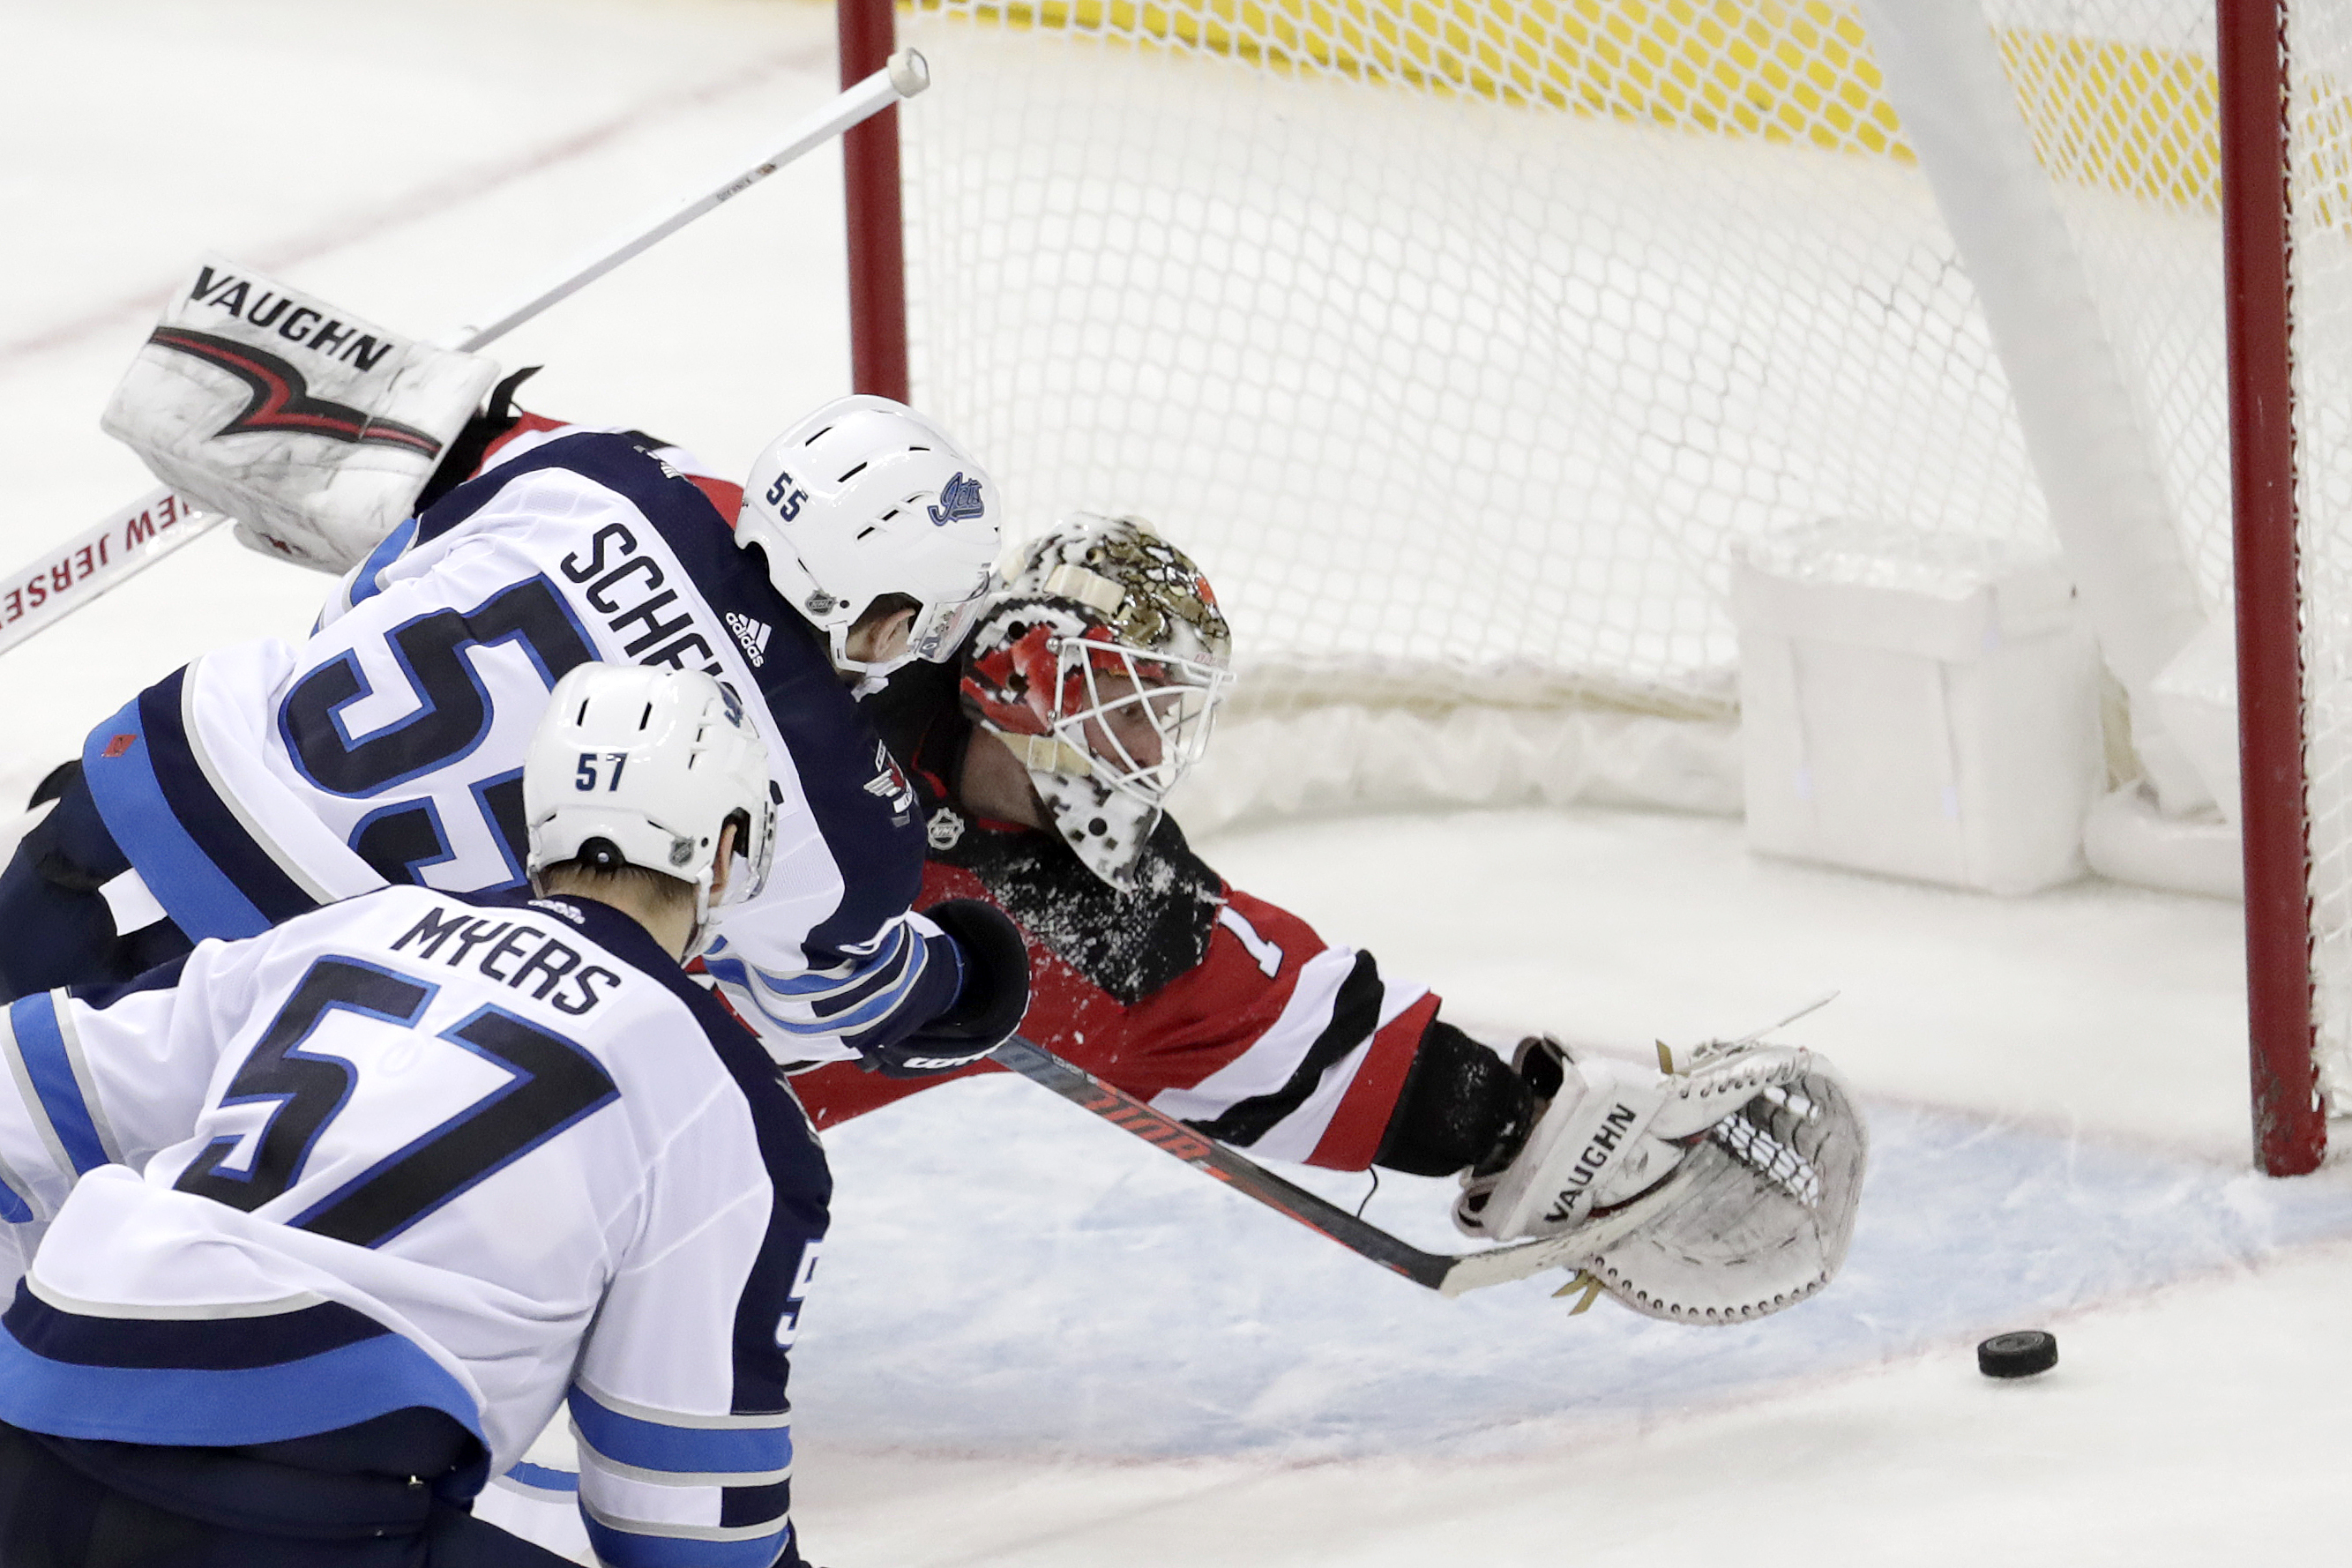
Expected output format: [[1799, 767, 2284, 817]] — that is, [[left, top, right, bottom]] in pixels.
[[865, 899, 1032, 1079], [1575, 1047, 1867, 1323], [1455, 1034, 1866, 1324]]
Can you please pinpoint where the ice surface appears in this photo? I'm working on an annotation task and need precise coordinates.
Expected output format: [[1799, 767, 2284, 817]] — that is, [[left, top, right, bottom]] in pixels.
[[803, 1072, 2352, 1460], [0, 0, 855, 804], [5, 1, 2350, 1563]]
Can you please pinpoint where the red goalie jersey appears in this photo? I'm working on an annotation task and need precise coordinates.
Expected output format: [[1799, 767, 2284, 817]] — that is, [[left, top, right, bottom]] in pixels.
[[789, 656, 1440, 1170]]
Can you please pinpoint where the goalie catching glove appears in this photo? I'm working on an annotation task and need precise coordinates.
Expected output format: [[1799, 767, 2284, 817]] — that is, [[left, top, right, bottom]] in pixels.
[[1455, 1034, 1866, 1324]]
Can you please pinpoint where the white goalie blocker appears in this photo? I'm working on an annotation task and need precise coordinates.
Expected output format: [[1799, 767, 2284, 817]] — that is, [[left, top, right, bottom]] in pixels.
[[1458, 1036, 1867, 1325], [101, 253, 499, 573]]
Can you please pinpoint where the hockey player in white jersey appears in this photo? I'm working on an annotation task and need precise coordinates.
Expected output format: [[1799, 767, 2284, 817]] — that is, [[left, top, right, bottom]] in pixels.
[[0, 663, 912, 1566], [0, 388, 1028, 1079]]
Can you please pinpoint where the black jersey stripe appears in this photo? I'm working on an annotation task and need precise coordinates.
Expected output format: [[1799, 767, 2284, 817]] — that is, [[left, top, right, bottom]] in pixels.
[[1185, 951, 1386, 1148]]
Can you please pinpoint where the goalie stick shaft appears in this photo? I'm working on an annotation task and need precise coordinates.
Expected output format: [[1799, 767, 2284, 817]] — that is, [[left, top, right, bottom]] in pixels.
[[0, 50, 932, 663], [0, 488, 213, 658], [991, 1035, 1609, 1298]]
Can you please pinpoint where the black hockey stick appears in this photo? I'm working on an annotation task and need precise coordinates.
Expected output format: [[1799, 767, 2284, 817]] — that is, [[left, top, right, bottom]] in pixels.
[[992, 1035, 1676, 1298]]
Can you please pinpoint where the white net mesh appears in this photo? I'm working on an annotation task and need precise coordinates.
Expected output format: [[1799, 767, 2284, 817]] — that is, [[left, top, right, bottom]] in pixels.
[[897, 1, 2053, 721], [892, 2, 2348, 1093], [2289, 1, 2352, 1101], [1995, 2, 2231, 602]]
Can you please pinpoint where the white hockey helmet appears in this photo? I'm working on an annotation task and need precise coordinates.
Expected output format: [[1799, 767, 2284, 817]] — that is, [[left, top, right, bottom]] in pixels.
[[523, 662, 780, 952], [736, 394, 1001, 679]]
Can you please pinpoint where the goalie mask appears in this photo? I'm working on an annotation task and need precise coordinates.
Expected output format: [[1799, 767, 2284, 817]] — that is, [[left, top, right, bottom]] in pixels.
[[961, 515, 1236, 891]]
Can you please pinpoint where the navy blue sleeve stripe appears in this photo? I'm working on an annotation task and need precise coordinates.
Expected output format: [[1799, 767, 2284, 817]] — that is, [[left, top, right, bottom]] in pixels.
[[148, 676, 323, 927], [79, 673, 321, 942], [803, 937, 916, 1021], [719, 1477, 793, 1530], [79, 685, 274, 941], [776, 934, 957, 1057], [0, 1300, 481, 1449], [736, 922, 908, 1000], [3, 996, 111, 1175], [4, 1289, 390, 1370]]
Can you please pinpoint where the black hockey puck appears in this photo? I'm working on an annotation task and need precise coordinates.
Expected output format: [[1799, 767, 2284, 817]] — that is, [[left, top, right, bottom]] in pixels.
[[1977, 1330, 2057, 1379]]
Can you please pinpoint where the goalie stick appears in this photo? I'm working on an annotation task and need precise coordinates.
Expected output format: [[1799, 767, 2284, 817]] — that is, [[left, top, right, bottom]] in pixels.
[[991, 1034, 1698, 1299], [0, 49, 932, 661]]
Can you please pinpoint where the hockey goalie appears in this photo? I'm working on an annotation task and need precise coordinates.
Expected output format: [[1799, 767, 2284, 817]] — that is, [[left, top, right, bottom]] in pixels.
[[467, 464, 1863, 1558], [799, 511, 1869, 1326]]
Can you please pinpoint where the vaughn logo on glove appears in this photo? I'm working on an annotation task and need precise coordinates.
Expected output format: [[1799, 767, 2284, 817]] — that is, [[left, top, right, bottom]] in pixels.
[[101, 255, 499, 575]]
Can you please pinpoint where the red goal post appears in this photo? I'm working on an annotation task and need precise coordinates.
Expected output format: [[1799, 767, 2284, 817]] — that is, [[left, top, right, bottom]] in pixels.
[[843, 0, 2341, 1175], [2220, 0, 2320, 1176]]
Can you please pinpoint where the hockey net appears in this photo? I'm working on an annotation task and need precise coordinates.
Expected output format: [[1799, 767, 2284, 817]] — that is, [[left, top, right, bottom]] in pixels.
[[887, 1, 2352, 1124], [2287, 1, 2352, 1131]]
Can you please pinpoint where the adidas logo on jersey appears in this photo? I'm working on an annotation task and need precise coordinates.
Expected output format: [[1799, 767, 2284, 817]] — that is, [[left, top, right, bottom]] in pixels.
[[725, 612, 773, 668]]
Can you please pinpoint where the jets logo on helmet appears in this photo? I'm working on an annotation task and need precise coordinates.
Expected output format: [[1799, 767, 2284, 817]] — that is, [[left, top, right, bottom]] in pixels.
[[929, 473, 985, 527]]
